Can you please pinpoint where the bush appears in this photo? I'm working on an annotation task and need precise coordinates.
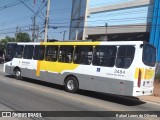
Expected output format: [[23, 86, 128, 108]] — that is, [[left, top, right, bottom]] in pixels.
[[155, 74, 160, 82]]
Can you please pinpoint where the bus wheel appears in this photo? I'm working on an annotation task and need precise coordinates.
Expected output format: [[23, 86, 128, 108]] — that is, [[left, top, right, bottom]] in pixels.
[[14, 68, 22, 80], [65, 76, 79, 93]]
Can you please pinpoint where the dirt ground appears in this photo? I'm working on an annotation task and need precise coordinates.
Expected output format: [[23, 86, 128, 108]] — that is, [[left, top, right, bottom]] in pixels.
[[153, 80, 160, 96]]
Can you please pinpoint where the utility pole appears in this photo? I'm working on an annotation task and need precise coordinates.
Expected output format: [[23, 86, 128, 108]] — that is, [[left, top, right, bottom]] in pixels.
[[105, 23, 108, 41], [36, 25, 39, 42], [32, 16, 36, 42], [44, 0, 51, 42], [60, 30, 67, 41], [15, 26, 19, 41]]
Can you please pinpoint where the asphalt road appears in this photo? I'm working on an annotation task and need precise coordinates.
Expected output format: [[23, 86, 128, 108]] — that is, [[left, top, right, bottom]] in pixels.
[[0, 64, 160, 120]]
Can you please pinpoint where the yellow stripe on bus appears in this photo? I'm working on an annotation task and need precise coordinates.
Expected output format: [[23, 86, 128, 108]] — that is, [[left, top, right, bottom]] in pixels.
[[36, 42, 43, 76], [134, 68, 155, 80], [144, 69, 155, 80], [41, 42, 101, 46], [36, 61, 41, 76], [134, 68, 144, 80], [40, 61, 79, 73]]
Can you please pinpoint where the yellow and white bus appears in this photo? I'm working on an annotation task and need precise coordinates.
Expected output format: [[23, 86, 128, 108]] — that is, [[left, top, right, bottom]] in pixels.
[[4, 41, 156, 96]]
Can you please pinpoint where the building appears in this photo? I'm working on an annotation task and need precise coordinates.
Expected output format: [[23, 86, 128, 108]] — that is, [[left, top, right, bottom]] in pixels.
[[69, 0, 160, 62]]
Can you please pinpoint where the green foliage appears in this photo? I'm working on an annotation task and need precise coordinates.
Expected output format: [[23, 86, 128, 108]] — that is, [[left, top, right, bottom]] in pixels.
[[0, 32, 31, 52], [155, 74, 160, 81], [16, 32, 31, 42], [0, 36, 15, 51]]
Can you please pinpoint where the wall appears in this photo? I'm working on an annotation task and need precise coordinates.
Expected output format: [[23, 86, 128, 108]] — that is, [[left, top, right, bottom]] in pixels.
[[69, 0, 88, 40], [150, 0, 160, 62]]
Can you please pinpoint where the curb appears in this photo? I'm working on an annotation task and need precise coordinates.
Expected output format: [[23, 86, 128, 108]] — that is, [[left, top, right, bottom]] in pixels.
[[141, 99, 160, 105]]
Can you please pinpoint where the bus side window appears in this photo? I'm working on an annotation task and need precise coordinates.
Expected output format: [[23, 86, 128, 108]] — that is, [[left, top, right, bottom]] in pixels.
[[116, 46, 135, 69], [74, 46, 93, 65], [15, 45, 24, 58], [58, 46, 73, 63], [45, 45, 58, 62], [93, 46, 117, 67], [6, 44, 17, 61], [23, 45, 34, 59], [33, 45, 45, 60]]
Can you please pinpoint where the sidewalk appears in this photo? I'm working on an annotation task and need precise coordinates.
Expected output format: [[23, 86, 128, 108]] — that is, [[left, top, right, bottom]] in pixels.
[[0, 64, 3, 72], [138, 95, 160, 104]]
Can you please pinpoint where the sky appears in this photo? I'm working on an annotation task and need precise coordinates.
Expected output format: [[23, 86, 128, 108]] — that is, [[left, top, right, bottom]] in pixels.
[[0, 0, 72, 41], [0, 0, 151, 41]]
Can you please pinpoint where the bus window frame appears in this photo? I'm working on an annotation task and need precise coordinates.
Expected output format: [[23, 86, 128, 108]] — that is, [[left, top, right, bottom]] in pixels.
[[73, 45, 93, 65], [92, 45, 117, 67], [45, 45, 58, 62], [58, 45, 74, 63], [116, 45, 135, 69], [33, 45, 45, 60], [15, 45, 24, 58], [23, 45, 34, 60], [142, 43, 156, 67]]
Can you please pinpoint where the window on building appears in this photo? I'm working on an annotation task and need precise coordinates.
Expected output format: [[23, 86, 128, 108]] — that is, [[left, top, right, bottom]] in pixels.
[[33, 45, 45, 60], [58, 46, 74, 63], [15, 45, 24, 58], [23, 45, 34, 59], [93, 46, 117, 67], [45, 45, 58, 62], [74, 46, 93, 65], [116, 46, 135, 68]]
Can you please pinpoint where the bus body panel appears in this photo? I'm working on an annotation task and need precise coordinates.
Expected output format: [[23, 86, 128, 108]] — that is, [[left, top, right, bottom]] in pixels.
[[4, 41, 156, 97]]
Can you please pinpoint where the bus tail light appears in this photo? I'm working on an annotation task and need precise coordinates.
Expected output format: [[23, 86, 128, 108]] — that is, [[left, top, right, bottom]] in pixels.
[[138, 69, 141, 87]]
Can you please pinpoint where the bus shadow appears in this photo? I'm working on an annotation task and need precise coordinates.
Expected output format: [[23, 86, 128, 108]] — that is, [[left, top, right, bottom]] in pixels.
[[77, 90, 146, 106], [5, 75, 146, 106], [22, 77, 64, 90], [4, 75, 64, 90]]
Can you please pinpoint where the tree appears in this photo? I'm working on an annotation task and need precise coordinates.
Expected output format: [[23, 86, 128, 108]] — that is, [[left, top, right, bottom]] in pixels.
[[0, 36, 15, 51], [16, 32, 31, 42]]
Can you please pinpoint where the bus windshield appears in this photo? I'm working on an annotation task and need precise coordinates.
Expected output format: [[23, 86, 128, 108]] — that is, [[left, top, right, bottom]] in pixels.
[[142, 43, 156, 67], [5, 43, 17, 61]]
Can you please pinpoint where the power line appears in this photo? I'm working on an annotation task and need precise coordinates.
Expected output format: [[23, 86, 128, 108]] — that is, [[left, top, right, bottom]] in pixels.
[[32, 0, 47, 18], [0, 0, 29, 11], [19, 0, 45, 20], [1, 24, 160, 35]]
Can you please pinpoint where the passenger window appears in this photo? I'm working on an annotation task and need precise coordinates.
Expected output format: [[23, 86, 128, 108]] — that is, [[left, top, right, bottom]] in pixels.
[[143, 44, 156, 67], [45, 46, 58, 62], [116, 46, 135, 68], [93, 46, 117, 67], [23, 45, 34, 59], [74, 46, 93, 65], [15, 45, 24, 58], [6, 44, 17, 60], [58, 46, 73, 63], [33, 45, 45, 60]]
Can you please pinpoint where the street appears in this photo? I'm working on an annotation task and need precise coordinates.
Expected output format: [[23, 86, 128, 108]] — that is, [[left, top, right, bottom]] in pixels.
[[0, 64, 160, 120]]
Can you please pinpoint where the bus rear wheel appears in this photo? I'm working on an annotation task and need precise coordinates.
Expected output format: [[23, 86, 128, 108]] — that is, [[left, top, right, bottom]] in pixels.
[[65, 76, 79, 93], [14, 68, 22, 80]]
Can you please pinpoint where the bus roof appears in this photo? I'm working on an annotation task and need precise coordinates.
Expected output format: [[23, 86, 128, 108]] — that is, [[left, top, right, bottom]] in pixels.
[[7, 41, 144, 46]]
